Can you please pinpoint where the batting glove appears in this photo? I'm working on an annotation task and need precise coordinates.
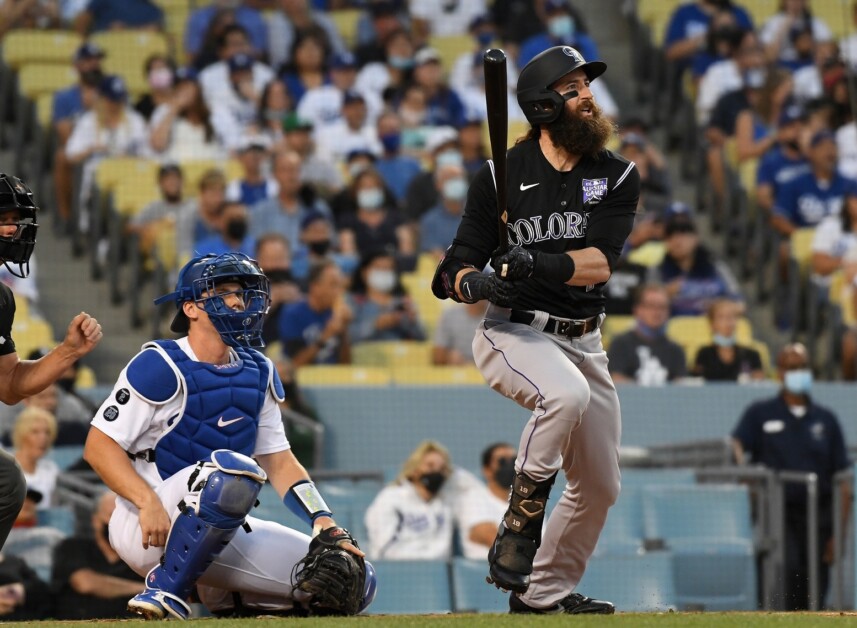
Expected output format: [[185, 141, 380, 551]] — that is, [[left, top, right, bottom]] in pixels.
[[459, 272, 520, 307], [491, 246, 534, 281]]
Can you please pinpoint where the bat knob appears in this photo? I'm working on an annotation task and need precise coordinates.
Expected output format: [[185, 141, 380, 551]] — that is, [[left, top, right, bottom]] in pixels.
[[483, 48, 507, 64]]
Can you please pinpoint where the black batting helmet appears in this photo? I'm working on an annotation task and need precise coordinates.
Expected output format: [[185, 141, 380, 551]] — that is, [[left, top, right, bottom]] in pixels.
[[0, 174, 38, 278], [516, 46, 606, 125]]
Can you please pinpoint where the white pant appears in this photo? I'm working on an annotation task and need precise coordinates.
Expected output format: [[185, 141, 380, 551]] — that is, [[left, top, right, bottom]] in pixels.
[[109, 464, 311, 613]]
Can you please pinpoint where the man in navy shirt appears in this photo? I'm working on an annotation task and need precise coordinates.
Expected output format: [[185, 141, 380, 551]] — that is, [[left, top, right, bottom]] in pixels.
[[518, 0, 600, 68], [75, 0, 163, 34], [756, 105, 810, 215], [732, 343, 850, 610], [664, 0, 753, 72]]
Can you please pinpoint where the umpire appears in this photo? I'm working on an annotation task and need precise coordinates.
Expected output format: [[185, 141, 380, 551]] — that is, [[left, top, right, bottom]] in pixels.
[[431, 46, 639, 614], [0, 174, 103, 550]]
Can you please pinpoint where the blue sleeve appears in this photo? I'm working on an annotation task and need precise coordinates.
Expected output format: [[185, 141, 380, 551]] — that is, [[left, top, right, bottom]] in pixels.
[[241, 10, 268, 54], [828, 412, 850, 472], [664, 7, 689, 47], [773, 179, 795, 220], [517, 36, 543, 68], [734, 7, 754, 31], [184, 8, 210, 55], [577, 34, 600, 62], [52, 90, 77, 123], [731, 405, 760, 457], [448, 90, 466, 128], [756, 153, 776, 186], [278, 306, 302, 343]]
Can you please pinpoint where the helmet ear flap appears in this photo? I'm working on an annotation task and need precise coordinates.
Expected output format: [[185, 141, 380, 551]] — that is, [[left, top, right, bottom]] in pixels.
[[518, 89, 566, 125]]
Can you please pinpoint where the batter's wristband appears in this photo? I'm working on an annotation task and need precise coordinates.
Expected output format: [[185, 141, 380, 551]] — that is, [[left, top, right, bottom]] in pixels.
[[283, 480, 333, 528], [533, 251, 575, 283]]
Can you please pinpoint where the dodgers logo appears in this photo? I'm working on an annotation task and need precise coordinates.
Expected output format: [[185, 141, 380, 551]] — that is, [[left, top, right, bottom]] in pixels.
[[582, 178, 608, 205]]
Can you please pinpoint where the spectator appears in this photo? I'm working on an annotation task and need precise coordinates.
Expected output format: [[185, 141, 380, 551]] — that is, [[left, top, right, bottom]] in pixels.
[[255, 233, 300, 346], [490, 0, 545, 47], [374, 111, 421, 205], [364, 440, 454, 560], [51, 42, 104, 228], [419, 163, 468, 256], [13, 382, 91, 445], [355, 28, 416, 101], [663, 0, 753, 70], [760, 0, 833, 70], [459, 116, 488, 178], [129, 164, 195, 256], [280, 30, 330, 106], [756, 104, 810, 216], [6, 487, 66, 592], [687, 9, 747, 81], [405, 126, 461, 220], [11, 407, 58, 508], [134, 54, 175, 122], [653, 212, 741, 316], [185, 0, 267, 63], [519, 0, 599, 68], [451, 14, 516, 97], [188, 6, 239, 71], [791, 41, 841, 106], [195, 201, 255, 257], [267, 0, 346, 72], [454, 442, 516, 560], [278, 259, 351, 366], [291, 211, 357, 282], [149, 69, 224, 163], [250, 150, 330, 252], [618, 132, 671, 218], [732, 343, 850, 610], [693, 298, 764, 381], [328, 149, 392, 226], [409, 0, 485, 43], [347, 250, 425, 344], [734, 68, 794, 163], [456, 50, 530, 125], [0, 539, 51, 620], [52, 492, 144, 619], [225, 135, 277, 206], [314, 90, 381, 164], [281, 114, 343, 198], [176, 169, 227, 262], [604, 257, 649, 316], [432, 301, 486, 365], [250, 78, 292, 146], [199, 25, 274, 119], [298, 51, 383, 130], [24, 348, 96, 416], [65, 75, 148, 214], [208, 52, 273, 147], [607, 284, 688, 386], [0, 0, 59, 35], [405, 47, 466, 128], [74, 0, 163, 34], [354, 1, 408, 66], [396, 83, 431, 145], [697, 30, 765, 126], [339, 168, 415, 265]]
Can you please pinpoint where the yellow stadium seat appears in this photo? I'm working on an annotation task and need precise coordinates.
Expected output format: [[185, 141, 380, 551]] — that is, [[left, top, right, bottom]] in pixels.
[[402, 272, 446, 335], [180, 159, 242, 196], [750, 339, 772, 376], [11, 318, 55, 359], [429, 34, 473, 75], [352, 341, 433, 367], [790, 227, 816, 274], [741, 0, 779, 30], [92, 31, 170, 95], [481, 119, 530, 151], [813, 0, 852, 38], [601, 314, 634, 351], [94, 158, 160, 196], [391, 365, 484, 385], [668, 315, 755, 368], [36, 93, 54, 128], [637, 0, 683, 45], [152, 0, 190, 10], [830, 272, 856, 326], [75, 365, 97, 389], [153, 225, 178, 273], [627, 241, 666, 267], [164, 9, 191, 65], [296, 365, 392, 386], [1, 30, 82, 69], [112, 177, 162, 218], [16, 64, 77, 99], [329, 9, 362, 49]]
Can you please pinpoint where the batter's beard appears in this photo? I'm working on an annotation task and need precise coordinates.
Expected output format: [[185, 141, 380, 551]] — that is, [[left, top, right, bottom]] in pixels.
[[545, 101, 615, 158]]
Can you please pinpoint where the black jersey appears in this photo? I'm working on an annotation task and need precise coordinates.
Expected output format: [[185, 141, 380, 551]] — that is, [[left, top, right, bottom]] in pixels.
[[0, 283, 16, 357], [451, 138, 640, 319]]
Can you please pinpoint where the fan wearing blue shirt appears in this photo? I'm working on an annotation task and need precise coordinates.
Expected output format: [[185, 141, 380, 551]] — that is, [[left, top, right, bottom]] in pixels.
[[518, 0, 600, 68], [76, 0, 163, 33], [756, 105, 810, 215], [772, 131, 854, 233], [278, 260, 351, 366], [664, 0, 753, 71], [375, 111, 421, 206], [195, 201, 256, 257], [226, 136, 277, 207], [410, 48, 466, 129], [184, 2, 268, 62], [419, 164, 469, 256]]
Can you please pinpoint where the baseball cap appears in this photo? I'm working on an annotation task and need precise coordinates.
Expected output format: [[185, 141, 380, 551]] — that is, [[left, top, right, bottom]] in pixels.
[[346, 148, 377, 163], [282, 112, 313, 132], [99, 75, 128, 102], [545, 0, 570, 12], [331, 51, 358, 71], [235, 134, 271, 153], [228, 53, 254, 73], [469, 14, 491, 32], [414, 47, 442, 67], [664, 212, 697, 236], [174, 66, 198, 83], [809, 130, 836, 148], [342, 90, 366, 106], [74, 42, 105, 62], [158, 162, 183, 178], [300, 210, 328, 231], [426, 126, 459, 153], [663, 201, 693, 221], [778, 104, 804, 127]]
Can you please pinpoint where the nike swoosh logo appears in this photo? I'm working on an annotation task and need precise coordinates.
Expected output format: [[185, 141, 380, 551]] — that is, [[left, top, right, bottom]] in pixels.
[[520, 182, 540, 191], [217, 416, 245, 427]]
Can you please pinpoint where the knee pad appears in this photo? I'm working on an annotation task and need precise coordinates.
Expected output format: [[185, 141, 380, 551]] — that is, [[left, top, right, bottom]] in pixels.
[[187, 450, 266, 529]]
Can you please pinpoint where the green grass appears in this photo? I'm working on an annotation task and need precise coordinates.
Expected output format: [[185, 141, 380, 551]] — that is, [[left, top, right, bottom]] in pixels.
[[4, 614, 857, 627]]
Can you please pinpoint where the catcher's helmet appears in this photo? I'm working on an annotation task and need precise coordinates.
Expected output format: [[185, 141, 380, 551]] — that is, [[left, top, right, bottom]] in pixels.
[[0, 174, 39, 278], [154, 252, 271, 348], [516, 46, 607, 125]]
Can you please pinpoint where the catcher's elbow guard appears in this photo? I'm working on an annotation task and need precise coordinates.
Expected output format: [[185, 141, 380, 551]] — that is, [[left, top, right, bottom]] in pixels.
[[431, 244, 484, 302], [284, 480, 332, 528]]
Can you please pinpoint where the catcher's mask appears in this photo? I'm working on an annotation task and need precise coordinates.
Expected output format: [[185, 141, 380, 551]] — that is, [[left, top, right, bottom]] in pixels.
[[154, 252, 271, 348], [0, 174, 39, 279]]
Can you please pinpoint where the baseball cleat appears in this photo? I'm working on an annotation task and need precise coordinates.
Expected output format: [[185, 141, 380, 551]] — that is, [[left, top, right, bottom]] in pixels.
[[510, 592, 615, 615], [128, 589, 192, 620]]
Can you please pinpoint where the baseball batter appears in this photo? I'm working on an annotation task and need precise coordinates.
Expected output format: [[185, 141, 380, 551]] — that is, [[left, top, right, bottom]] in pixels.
[[0, 173, 102, 552], [431, 46, 640, 614], [83, 252, 374, 619]]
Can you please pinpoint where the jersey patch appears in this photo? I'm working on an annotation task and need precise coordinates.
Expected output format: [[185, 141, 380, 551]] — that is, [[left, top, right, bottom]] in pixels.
[[103, 405, 119, 422], [115, 388, 130, 405], [582, 178, 608, 205]]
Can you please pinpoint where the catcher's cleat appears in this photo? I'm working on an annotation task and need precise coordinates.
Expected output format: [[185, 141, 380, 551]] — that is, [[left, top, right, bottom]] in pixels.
[[509, 592, 615, 615], [128, 589, 192, 620]]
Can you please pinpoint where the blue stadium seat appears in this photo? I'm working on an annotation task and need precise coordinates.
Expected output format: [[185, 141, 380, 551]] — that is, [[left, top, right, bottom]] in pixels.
[[670, 540, 757, 611], [578, 551, 677, 612], [642, 485, 753, 544], [251, 484, 306, 531], [47, 445, 84, 470], [620, 468, 696, 489], [37, 506, 75, 536], [450, 557, 509, 613], [367, 560, 452, 614], [594, 486, 645, 556]]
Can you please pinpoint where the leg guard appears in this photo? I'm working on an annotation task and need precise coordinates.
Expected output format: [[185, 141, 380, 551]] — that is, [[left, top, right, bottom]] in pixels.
[[128, 451, 266, 620], [488, 472, 556, 594]]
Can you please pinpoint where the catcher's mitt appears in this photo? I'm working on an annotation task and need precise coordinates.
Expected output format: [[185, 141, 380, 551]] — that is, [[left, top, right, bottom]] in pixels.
[[291, 526, 366, 616]]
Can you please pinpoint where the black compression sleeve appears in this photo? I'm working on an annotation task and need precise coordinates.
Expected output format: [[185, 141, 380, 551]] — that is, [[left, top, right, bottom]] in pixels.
[[449, 163, 498, 268], [586, 164, 640, 270], [533, 251, 576, 283]]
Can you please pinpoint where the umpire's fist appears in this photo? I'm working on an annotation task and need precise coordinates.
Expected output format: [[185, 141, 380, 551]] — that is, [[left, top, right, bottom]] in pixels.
[[459, 272, 519, 307], [62, 312, 102, 358], [492, 246, 534, 281]]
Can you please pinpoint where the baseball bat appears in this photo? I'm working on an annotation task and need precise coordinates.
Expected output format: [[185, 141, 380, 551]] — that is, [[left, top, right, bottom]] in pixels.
[[483, 48, 509, 255]]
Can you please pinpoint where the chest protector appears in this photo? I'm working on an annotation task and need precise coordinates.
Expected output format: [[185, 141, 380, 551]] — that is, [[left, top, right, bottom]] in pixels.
[[148, 340, 270, 479]]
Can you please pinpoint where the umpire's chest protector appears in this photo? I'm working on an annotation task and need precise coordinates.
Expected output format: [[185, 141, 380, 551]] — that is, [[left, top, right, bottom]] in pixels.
[[131, 340, 271, 479]]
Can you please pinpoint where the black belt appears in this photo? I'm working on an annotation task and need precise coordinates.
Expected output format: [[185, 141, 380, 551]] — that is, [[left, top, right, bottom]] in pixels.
[[510, 310, 601, 339]]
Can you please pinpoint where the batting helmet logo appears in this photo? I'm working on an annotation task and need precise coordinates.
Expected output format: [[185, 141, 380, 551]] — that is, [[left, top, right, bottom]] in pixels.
[[562, 46, 581, 62]]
